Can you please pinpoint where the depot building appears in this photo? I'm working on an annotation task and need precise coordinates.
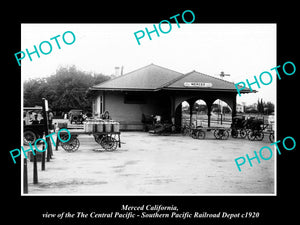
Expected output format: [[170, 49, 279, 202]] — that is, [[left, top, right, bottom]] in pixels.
[[87, 64, 251, 130]]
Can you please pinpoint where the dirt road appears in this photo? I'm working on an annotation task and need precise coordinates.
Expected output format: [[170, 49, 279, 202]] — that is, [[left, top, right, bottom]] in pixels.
[[26, 131, 274, 195]]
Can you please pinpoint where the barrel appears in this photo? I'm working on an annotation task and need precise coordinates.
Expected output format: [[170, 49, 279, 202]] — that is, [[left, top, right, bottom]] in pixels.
[[86, 121, 94, 133], [96, 121, 104, 132], [83, 121, 87, 132], [113, 122, 120, 132], [93, 123, 97, 133], [104, 121, 112, 132]]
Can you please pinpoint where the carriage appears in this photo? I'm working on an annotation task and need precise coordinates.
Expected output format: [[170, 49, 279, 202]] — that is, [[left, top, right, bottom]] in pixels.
[[231, 116, 274, 142], [231, 115, 248, 139], [56, 120, 121, 152], [182, 124, 230, 140]]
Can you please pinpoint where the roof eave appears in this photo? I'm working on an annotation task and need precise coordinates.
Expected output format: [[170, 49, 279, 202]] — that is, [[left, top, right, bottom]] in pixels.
[[89, 87, 158, 92], [90, 87, 255, 93], [162, 87, 241, 92]]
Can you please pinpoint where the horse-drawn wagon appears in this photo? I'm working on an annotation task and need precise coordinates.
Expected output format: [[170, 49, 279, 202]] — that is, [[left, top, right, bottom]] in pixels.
[[56, 120, 121, 152]]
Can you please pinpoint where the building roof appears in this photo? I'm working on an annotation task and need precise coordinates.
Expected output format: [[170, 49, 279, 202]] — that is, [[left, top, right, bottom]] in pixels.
[[165, 70, 244, 92], [90, 64, 251, 93], [91, 64, 184, 91]]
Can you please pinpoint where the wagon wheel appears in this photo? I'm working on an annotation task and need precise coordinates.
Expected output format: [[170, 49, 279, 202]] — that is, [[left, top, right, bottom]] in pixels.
[[182, 127, 189, 136], [196, 130, 206, 139], [61, 137, 80, 152], [269, 133, 274, 142], [93, 134, 103, 145], [247, 131, 256, 141], [214, 129, 221, 139], [215, 129, 229, 140], [100, 136, 117, 151], [191, 130, 198, 139], [255, 131, 264, 141], [240, 129, 247, 139], [221, 130, 229, 140], [231, 129, 238, 138], [59, 132, 70, 141], [23, 130, 37, 145]]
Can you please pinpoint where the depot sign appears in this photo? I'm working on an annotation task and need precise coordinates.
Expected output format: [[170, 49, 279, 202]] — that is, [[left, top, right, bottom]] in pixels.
[[184, 82, 213, 88]]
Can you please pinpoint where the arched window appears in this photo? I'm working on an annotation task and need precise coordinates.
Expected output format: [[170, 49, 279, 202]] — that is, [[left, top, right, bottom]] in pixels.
[[211, 99, 232, 126]]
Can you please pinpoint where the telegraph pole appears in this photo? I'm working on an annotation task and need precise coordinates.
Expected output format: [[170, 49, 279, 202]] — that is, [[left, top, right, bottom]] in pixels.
[[219, 72, 230, 125], [42, 98, 53, 162]]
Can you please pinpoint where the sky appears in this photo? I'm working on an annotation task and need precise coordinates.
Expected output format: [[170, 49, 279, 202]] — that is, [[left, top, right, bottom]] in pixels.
[[21, 23, 276, 105]]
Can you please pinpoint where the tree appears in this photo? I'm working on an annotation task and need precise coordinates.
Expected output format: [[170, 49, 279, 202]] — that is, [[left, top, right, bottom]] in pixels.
[[23, 65, 111, 112], [23, 78, 48, 107], [264, 101, 274, 114], [257, 98, 264, 114], [255, 98, 274, 115]]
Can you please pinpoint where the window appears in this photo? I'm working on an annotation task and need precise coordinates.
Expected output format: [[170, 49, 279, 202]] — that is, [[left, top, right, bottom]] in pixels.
[[94, 95, 104, 115], [100, 95, 103, 114]]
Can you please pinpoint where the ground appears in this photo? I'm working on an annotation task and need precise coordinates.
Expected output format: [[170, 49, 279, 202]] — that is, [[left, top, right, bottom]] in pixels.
[[25, 130, 275, 195]]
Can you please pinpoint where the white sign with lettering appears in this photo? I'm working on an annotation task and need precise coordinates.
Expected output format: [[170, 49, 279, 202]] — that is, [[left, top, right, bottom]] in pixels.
[[183, 82, 213, 88]]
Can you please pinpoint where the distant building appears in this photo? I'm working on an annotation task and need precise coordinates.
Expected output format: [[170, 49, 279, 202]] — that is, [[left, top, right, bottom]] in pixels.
[[87, 64, 252, 130], [236, 104, 244, 113]]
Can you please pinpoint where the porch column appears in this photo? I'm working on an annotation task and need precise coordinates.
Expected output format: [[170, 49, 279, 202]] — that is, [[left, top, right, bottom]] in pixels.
[[187, 99, 196, 127], [189, 105, 193, 127], [232, 93, 237, 120], [207, 106, 212, 128], [205, 99, 213, 128], [170, 95, 175, 122]]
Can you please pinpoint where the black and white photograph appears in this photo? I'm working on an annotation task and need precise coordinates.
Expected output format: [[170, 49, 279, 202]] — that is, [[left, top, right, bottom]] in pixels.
[[21, 23, 276, 195], [4, 4, 297, 224]]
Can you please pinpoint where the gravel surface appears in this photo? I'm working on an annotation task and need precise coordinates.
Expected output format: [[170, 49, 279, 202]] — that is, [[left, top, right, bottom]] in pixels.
[[25, 131, 275, 195]]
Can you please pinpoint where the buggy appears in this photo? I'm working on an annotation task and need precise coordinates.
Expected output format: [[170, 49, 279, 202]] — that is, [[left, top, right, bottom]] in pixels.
[[57, 130, 121, 152], [231, 115, 247, 138]]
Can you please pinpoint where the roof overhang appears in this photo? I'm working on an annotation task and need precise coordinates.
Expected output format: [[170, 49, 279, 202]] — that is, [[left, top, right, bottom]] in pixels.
[[88, 64, 255, 95], [88, 87, 254, 96]]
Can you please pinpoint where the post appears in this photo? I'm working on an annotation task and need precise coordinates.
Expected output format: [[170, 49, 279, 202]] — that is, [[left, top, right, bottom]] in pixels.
[[207, 105, 212, 128], [56, 133, 60, 150], [187, 99, 195, 128], [46, 139, 51, 162], [189, 106, 193, 127], [33, 152, 38, 184], [23, 158, 28, 194], [169, 95, 175, 121], [41, 134, 45, 171], [220, 113, 223, 125], [42, 98, 51, 162], [55, 123, 58, 151], [232, 94, 237, 122]]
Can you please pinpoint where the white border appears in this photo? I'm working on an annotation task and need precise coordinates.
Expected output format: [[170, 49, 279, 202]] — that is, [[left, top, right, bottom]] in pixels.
[[20, 23, 277, 197]]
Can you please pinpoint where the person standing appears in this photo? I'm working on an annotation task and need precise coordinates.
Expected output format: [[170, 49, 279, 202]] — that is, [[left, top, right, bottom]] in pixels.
[[48, 111, 54, 130], [101, 111, 111, 120]]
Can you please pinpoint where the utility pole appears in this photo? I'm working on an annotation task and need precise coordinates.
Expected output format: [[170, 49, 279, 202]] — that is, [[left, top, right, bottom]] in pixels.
[[42, 98, 53, 162], [219, 72, 230, 125], [220, 71, 230, 79]]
